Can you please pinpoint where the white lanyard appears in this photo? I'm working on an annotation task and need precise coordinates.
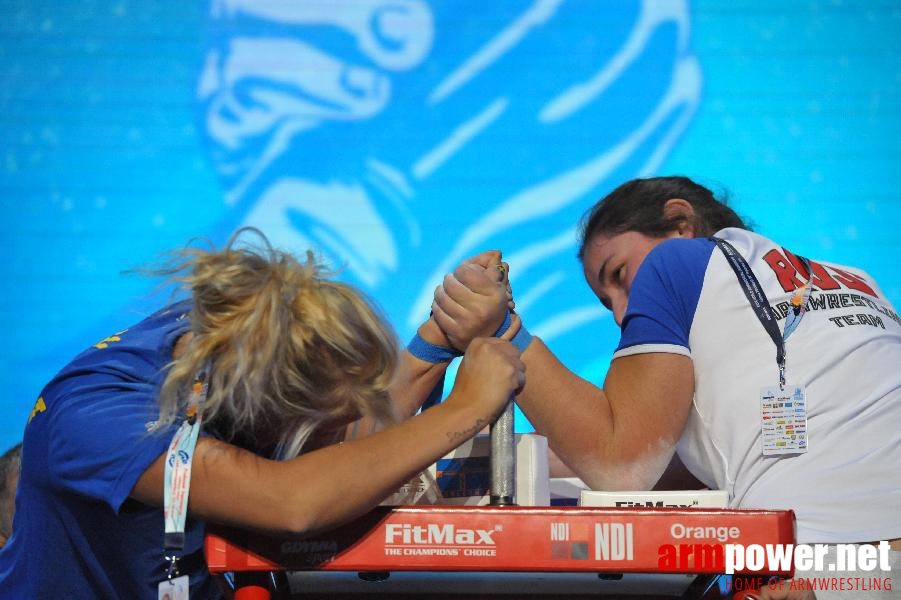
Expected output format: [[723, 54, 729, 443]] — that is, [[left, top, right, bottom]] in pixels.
[[162, 365, 209, 580]]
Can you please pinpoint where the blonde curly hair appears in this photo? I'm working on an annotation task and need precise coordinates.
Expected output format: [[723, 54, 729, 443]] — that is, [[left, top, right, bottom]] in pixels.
[[154, 228, 399, 459]]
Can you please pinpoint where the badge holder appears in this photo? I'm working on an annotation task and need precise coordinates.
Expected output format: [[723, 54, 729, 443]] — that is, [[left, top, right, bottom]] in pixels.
[[160, 367, 209, 600], [713, 237, 812, 457]]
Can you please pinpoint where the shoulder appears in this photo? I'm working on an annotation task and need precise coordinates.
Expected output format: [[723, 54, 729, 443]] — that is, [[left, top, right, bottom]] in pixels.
[[644, 236, 717, 272], [615, 237, 718, 356], [57, 301, 192, 382], [25, 304, 190, 508], [633, 236, 717, 298]]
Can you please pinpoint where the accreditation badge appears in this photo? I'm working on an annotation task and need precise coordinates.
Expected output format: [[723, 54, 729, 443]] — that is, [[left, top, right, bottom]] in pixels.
[[158, 574, 189, 600], [759, 385, 808, 456]]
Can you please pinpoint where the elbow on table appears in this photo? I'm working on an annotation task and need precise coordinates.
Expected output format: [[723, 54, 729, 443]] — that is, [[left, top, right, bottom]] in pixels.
[[578, 460, 666, 493]]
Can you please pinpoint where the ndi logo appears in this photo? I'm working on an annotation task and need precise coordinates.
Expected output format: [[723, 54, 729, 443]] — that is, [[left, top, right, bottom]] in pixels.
[[594, 522, 634, 561]]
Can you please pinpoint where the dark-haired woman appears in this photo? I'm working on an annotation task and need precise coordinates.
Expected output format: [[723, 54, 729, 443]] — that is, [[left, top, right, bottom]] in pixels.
[[435, 176, 900, 599]]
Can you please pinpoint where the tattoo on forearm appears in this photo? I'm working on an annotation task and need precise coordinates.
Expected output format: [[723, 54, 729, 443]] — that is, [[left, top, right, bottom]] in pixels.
[[447, 419, 488, 444]]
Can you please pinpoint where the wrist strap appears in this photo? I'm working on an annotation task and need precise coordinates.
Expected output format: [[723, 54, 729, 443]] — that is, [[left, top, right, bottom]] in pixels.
[[510, 323, 533, 353], [407, 333, 462, 363], [495, 310, 533, 353], [409, 310, 532, 361]]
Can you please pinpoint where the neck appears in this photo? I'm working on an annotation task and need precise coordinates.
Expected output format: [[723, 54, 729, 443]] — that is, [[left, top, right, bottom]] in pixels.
[[172, 332, 194, 360]]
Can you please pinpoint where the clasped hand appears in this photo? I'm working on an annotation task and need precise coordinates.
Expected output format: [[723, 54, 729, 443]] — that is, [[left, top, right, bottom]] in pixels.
[[431, 250, 516, 352], [429, 250, 526, 421]]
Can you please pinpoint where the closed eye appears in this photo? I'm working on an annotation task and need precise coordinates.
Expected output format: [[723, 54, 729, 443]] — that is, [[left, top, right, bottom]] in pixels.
[[613, 265, 625, 284]]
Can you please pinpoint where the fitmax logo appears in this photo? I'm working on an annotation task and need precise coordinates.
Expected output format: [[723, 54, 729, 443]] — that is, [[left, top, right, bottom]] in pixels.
[[385, 523, 497, 545]]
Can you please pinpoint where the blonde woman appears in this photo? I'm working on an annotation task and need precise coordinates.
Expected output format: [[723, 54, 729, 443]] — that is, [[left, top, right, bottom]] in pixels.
[[0, 443, 21, 549], [0, 229, 522, 599]]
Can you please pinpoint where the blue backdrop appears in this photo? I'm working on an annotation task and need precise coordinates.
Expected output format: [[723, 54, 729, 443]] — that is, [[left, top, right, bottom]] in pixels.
[[2, 0, 900, 451]]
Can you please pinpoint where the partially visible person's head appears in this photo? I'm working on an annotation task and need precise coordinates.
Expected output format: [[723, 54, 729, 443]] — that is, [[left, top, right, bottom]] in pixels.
[[577, 176, 750, 324], [577, 176, 750, 260], [0, 442, 22, 547], [155, 228, 399, 459]]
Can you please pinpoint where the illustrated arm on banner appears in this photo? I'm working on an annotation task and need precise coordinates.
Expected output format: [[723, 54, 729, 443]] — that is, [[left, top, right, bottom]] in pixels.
[[198, 0, 432, 201], [198, 0, 698, 302]]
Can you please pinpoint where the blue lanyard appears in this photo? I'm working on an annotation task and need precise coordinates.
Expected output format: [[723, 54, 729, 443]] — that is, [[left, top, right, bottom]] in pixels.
[[162, 365, 209, 579], [712, 237, 813, 389]]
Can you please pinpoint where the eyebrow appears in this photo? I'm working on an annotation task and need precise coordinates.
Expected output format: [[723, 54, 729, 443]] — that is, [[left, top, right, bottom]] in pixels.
[[595, 256, 613, 310], [597, 255, 610, 285]]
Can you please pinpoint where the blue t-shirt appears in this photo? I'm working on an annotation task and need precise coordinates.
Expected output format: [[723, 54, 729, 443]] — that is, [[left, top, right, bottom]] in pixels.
[[0, 301, 221, 599]]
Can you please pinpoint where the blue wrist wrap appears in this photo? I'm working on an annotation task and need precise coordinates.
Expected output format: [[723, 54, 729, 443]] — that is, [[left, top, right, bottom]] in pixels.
[[492, 311, 512, 337], [510, 322, 533, 353], [494, 310, 533, 353], [406, 333, 463, 363], [409, 310, 532, 362]]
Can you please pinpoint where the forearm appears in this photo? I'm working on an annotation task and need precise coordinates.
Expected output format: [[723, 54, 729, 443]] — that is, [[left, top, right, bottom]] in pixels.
[[389, 317, 455, 419], [515, 338, 620, 488], [180, 398, 486, 536], [288, 400, 486, 532]]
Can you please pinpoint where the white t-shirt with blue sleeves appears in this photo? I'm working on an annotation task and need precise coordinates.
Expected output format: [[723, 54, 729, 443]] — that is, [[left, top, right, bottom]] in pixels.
[[609, 228, 901, 544]]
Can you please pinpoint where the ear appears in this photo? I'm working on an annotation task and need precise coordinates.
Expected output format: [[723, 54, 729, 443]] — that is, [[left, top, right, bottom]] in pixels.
[[663, 198, 696, 238]]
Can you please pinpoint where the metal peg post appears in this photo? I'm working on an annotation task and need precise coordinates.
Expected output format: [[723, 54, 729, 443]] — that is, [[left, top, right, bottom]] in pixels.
[[489, 398, 516, 505]]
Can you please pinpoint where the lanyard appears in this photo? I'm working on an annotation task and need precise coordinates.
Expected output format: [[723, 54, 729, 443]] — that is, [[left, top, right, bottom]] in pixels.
[[162, 365, 209, 579], [712, 237, 813, 389]]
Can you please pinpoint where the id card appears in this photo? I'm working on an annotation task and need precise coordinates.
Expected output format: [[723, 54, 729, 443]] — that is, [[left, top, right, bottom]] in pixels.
[[158, 574, 189, 600], [759, 385, 808, 456]]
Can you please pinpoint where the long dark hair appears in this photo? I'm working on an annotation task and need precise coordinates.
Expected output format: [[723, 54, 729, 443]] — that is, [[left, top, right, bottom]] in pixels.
[[578, 176, 750, 259]]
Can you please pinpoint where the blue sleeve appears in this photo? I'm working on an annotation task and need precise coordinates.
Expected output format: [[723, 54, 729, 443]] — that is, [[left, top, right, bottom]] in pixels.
[[614, 237, 715, 356], [45, 376, 176, 513], [40, 309, 190, 513]]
